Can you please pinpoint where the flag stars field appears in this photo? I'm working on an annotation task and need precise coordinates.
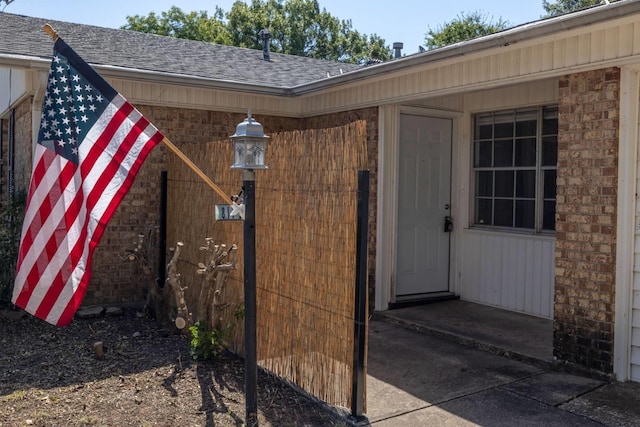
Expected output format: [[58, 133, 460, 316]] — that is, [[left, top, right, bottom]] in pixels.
[[39, 53, 110, 164]]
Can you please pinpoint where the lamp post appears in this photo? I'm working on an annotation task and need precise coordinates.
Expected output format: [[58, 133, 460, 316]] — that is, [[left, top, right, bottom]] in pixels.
[[230, 111, 268, 427]]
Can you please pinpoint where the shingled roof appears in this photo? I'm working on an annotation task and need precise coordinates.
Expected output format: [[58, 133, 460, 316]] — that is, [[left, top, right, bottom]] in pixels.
[[0, 12, 361, 89], [3, 2, 639, 96]]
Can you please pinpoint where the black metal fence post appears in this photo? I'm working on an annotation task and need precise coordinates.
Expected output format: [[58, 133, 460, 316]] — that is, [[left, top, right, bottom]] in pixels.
[[243, 170, 258, 427], [352, 170, 369, 418], [158, 171, 167, 287]]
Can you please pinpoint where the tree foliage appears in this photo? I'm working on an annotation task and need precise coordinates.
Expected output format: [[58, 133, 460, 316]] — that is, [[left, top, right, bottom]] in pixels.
[[123, 6, 232, 45], [424, 11, 509, 50], [122, 0, 391, 64], [542, 0, 621, 17]]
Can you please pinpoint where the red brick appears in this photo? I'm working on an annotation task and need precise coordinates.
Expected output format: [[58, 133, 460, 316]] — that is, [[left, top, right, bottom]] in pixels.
[[554, 67, 619, 374]]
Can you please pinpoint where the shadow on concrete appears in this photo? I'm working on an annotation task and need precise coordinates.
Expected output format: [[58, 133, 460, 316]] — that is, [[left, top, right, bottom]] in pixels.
[[364, 301, 616, 426]]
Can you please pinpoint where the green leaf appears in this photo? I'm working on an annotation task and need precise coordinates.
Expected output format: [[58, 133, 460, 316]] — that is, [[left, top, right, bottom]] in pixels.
[[424, 11, 509, 50]]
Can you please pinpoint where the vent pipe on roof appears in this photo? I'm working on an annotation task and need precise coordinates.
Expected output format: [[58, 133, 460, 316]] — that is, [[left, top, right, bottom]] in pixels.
[[258, 28, 271, 61], [393, 42, 403, 59]]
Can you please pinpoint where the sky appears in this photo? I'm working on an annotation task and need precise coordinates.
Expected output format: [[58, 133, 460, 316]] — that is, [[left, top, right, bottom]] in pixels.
[[2, 0, 547, 56]]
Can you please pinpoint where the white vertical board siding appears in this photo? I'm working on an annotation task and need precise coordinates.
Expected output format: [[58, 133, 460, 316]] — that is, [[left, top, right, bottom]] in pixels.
[[0, 68, 27, 113], [632, 283, 640, 380], [453, 81, 557, 319], [632, 265, 640, 381], [0, 69, 12, 111], [460, 229, 555, 318], [630, 86, 640, 382], [632, 288, 640, 380]]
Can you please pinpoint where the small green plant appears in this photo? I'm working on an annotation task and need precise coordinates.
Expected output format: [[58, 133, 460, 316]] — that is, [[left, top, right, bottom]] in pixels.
[[188, 305, 244, 361], [2, 389, 26, 402], [0, 190, 26, 306], [188, 321, 230, 361]]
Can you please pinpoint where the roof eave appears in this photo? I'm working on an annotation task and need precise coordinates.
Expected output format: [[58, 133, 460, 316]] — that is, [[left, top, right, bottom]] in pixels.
[[0, 53, 291, 96], [3, 0, 639, 98], [94, 64, 290, 96], [289, 0, 640, 95], [0, 53, 51, 70]]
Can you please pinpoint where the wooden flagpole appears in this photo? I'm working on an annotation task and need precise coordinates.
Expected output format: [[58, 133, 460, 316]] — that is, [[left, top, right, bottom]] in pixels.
[[42, 25, 233, 205], [161, 138, 233, 205]]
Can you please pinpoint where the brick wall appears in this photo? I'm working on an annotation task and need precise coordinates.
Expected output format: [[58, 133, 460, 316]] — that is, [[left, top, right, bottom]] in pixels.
[[84, 109, 258, 304], [12, 97, 33, 192], [84, 128, 166, 304], [85, 106, 378, 306], [0, 98, 33, 205], [554, 67, 620, 374], [4, 99, 378, 306]]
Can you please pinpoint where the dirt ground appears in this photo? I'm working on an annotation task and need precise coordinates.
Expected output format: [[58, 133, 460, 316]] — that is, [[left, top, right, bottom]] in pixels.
[[0, 307, 348, 426]]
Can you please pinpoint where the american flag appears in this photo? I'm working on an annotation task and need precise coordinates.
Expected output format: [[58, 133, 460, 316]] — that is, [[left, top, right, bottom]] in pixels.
[[12, 37, 164, 326]]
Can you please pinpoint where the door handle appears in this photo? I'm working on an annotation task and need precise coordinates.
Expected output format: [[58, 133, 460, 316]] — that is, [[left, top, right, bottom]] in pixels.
[[444, 216, 453, 232]]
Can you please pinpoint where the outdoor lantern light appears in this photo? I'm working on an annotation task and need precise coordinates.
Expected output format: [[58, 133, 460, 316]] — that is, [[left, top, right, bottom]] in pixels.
[[230, 111, 269, 170]]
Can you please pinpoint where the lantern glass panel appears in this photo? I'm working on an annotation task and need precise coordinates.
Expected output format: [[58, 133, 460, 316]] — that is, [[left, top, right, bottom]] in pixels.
[[232, 138, 246, 168], [232, 137, 267, 169], [247, 139, 265, 166]]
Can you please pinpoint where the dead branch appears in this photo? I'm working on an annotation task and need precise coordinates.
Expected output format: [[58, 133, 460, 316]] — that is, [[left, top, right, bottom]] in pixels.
[[166, 242, 190, 330], [196, 239, 237, 327]]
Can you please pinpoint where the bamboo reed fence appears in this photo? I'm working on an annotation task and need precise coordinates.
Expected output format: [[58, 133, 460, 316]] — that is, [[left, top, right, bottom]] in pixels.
[[166, 120, 368, 410]]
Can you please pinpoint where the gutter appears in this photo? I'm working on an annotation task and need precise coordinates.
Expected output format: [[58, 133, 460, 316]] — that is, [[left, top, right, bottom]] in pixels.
[[92, 64, 290, 96], [290, 0, 640, 95], [0, 53, 291, 97]]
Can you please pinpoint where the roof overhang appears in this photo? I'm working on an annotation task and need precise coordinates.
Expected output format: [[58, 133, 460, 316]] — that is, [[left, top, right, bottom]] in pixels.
[[2, 0, 639, 100], [0, 53, 291, 96], [291, 0, 640, 95]]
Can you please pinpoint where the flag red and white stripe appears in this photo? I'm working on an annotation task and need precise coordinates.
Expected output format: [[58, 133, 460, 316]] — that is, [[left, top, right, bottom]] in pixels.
[[12, 37, 164, 326]]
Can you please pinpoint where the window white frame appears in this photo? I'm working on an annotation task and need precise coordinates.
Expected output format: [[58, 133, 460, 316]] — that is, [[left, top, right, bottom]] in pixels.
[[471, 105, 557, 234]]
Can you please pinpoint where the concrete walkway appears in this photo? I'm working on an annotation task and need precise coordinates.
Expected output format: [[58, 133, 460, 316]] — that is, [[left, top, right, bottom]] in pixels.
[[362, 301, 640, 426], [377, 300, 554, 367]]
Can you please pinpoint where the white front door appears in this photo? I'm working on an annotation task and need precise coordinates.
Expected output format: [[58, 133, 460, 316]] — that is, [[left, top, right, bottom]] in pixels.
[[396, 115, 452, 297]]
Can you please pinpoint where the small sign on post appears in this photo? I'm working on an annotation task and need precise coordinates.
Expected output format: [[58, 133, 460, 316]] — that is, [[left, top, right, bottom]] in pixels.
[[215, 204, 243, 221]]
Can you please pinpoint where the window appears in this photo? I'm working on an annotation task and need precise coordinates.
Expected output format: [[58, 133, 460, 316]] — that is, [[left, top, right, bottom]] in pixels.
[[473, 106, 557, 232]]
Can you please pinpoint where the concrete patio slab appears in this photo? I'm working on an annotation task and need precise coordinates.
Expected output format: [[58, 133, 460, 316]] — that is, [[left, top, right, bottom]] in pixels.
[[367, 319, 542, 422], [372, 388, 603, 427], [357, 303, 640, 427], [501, 371, 604, 406], [559, 381, 640, 427]]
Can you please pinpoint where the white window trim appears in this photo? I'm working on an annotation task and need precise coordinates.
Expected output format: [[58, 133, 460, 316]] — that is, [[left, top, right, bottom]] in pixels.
[[470, 105, 557, 234]]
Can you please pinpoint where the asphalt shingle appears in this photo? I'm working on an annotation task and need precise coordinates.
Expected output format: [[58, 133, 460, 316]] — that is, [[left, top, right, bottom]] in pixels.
[[0, 12, 361, 88]]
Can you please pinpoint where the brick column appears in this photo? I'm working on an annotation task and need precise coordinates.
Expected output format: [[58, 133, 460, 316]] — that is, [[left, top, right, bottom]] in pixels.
[[554, 67, 620, 374]]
